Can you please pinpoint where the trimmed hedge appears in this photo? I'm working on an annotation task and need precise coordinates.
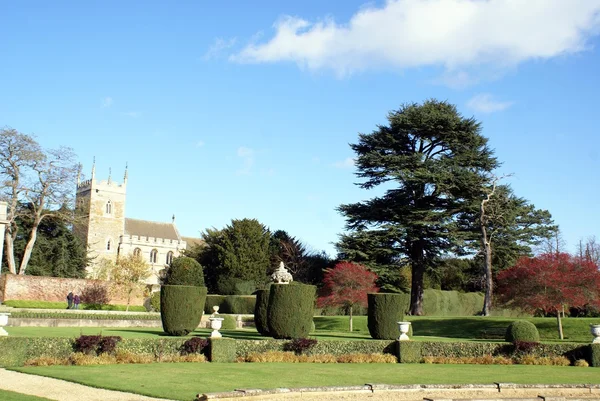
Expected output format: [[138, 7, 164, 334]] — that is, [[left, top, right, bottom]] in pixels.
[[367, 293, 409, 340], [505, 320, 540, 342], [234, 339, 396, 359], [267, 284, 316, 339], [164, 257, 205, 287], [591, 343, 600, 367], [160, 285, 207, 336], [398, 341, 422, 363], [8, 311, 160, 320], [254, 289, 270, 336], [209, 338, 237, 362], [422, 290, 483, 316], [204, 295, 256, 314], [2, 300, 147, 312]]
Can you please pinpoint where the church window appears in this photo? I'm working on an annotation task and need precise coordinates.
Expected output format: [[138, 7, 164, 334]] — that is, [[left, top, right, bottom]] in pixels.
[[106, 200, 112, 215], [133, 248, 141, 257], [106, 239, 111, 251], [150, 249, 158, 264], [166, 251, 173, 265]]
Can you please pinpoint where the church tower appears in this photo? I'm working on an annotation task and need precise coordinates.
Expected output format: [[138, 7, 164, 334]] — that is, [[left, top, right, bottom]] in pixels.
[[74, 160, 127, 271]]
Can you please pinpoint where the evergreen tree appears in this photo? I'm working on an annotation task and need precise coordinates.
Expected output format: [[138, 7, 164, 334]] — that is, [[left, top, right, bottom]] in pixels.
[[338, 100, 497, 315]]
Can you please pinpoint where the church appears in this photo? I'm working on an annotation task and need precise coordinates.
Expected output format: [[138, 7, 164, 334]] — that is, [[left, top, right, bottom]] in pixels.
[[74, 162, 201, 285]]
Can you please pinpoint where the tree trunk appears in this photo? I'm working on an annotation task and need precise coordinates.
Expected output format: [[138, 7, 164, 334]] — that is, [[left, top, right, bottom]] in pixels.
[[480, 194, 493, 316], [557, 308, 564, 340], [349, 306, 353, 332], [409, 263, 425, 316], [4, 231, 17, 274], [18, 221, 39, 275]]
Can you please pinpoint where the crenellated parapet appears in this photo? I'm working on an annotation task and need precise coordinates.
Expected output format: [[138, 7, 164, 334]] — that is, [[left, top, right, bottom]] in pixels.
[[120, 234, 187, 248]]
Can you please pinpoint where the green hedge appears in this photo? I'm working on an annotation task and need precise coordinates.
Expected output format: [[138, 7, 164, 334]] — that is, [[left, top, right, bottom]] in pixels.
[[367, 293, 409, 340], [591, 344, 600, 367], [234, 339, 396, 358], [268, 284, 316, 339], [209, 338, 237, 362], [8, 312, 160, 320], [164, 257, 205, 287], [422, 290, 483, 316], [398, 341, 422, 363], [204, 295, 256, 314], [254, 289, 270, 336], [160, 285, 207, 336], [505, 320, 540, 342]]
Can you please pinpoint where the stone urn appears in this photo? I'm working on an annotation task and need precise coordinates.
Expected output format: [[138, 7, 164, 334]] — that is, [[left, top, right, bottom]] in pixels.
[[591, 324, 600, 344], [396, 321, 411, 341], [209, 305, 224, 338], [0, 312, 10, 336]]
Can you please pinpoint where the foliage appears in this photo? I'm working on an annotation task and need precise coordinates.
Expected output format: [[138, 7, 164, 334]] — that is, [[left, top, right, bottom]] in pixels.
[[421, 289, 483, 316], [497, 253, 600, 338], [208, 338, 237, 362], [254, 289, 270, 336], [180, 337, 209, 355], [511, 340, 540, 355], [105, 253, 152, 311], [198, 218, 271, 294], [73, 335, 122, 356], [367, 293, 409, 339], [163, 256, 204, 286], [160, 285, 207, 336], [80, 282, 111, 309], [283, 338, 318, 355], [1, 127, 80, 275], [204, 295, 256, 314], [267, 283, 316, 339], [242, 351, 395, 363], [5, 203, 88, 278], [317, 261, 379, 331], [149, 291, 160, 312], [505, 321, 540, 342], [338, 100, 498, 315], [8, 311, 160, 320], [398, 341, 423, 363]]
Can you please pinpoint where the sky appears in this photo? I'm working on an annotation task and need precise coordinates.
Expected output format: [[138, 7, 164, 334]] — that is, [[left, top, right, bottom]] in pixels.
[[1, 0, 600, 257]]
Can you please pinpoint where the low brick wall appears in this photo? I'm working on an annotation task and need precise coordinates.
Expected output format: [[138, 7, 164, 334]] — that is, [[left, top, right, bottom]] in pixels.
[[0, 274, 146, 306]]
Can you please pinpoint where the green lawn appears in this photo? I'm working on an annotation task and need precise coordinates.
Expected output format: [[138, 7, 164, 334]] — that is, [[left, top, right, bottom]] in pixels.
[[0, 389, 54, 401], [5, 315, 598, 342], [14, 363, 600, 401]]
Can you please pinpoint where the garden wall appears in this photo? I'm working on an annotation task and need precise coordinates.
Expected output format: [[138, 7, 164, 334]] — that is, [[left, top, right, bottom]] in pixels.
[[0, 274, 145, 306]]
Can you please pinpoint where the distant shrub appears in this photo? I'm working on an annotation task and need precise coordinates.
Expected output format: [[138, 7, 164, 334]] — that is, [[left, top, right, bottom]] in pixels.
[[74, 335, 121, 356], [505, 320, 540, 342], [221, 314, 237, 330], [575, 359, 589, 367], [180, 337, 209, 355], [164, 257, 205, 286], [150, 291, 161, 312], [512, 340, 540, 355], [80, 283, 110, 309], [284, 338, 318, 355]]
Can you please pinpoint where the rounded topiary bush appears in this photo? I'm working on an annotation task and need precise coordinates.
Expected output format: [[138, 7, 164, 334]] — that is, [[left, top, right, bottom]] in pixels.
[[161, 285, 207, 336], [254, 289, 270, 336], [164, 257, 205, 286], [505, 320, 540, 342], [268, 283, 316, 339], [367, 292, 409, 340]]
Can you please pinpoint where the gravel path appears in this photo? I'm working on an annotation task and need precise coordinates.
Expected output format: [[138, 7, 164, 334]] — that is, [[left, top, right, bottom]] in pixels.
[[0, 368, 176, 401]]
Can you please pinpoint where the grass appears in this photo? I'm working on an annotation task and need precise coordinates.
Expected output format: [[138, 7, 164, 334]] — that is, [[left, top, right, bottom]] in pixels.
[[0, 390, 54, 401], [5, 315, 598, 342], [14, 363, 600, 401], [2, 300, 147, 312]]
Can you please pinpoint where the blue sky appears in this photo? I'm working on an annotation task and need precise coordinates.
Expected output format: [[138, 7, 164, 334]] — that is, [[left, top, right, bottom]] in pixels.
[[1, 0, 600, 257]]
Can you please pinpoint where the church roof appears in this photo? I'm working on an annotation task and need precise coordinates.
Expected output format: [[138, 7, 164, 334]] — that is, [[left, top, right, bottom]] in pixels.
[[124, 218, 181, 241], [182, 236, 205, 248]]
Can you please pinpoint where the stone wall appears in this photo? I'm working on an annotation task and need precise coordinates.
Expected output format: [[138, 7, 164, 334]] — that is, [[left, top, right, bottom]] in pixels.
[[0, 274, 146, 306]]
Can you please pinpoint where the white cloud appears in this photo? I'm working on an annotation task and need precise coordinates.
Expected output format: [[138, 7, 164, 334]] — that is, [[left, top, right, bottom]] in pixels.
[[196, 140, 205, 148], [101, 97, 113, 108], [237, 146, 255, 175], [333, 157, 355, 169], [467, 93, 513, 113], [121, 111, 142, 118], [231, 0, 600, 78], [204, 38, 237, 60]]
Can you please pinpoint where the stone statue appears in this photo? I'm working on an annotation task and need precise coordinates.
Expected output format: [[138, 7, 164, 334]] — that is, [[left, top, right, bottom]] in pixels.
[[271, 261, 293, 284]]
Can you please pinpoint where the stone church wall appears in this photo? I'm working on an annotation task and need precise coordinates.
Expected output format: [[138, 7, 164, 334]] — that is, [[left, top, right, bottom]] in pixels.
[[0, 274, 146, 306]]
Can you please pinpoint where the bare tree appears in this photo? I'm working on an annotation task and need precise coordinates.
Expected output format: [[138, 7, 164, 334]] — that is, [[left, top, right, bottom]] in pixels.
[[578, 236, 600, 266], [0, 127, 78, 275]]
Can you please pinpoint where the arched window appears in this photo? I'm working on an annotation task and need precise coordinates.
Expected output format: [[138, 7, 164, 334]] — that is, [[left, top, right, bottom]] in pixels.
[[150, 249, 158, 264], [166, 251, 174, 265], [133, 248, 142, 257], [106, 238, 111, 251], [105, 200, 112, 215]]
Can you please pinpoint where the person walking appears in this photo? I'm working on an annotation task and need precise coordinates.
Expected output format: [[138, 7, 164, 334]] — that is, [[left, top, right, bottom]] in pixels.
[[73, 294, 80, 310], [66, 291, 74, 309]]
